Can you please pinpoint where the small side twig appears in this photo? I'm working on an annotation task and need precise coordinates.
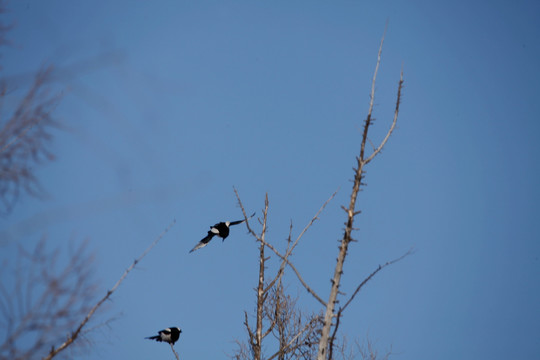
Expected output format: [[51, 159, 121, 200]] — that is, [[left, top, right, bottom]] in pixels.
[[327, 248, 413, 358], [341, 248, 413, 312], [364, 69, 404, 165], [235, 187, 335, 307]]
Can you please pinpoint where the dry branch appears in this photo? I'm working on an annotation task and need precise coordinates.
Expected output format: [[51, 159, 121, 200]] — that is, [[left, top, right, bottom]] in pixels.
[[341, 248, 413, 313], [233, 191, 326, 360], [235, 187, 337, 307], [233, 28, 406, 360], [316, 30, 405, 359], [0, 239, 96, 360], [169, 343, 180, 360], [0, 67, 60, 215], [43, 219, 176, 360]]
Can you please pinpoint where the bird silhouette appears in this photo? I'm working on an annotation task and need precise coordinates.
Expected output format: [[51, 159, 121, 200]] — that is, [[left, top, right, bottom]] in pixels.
[[189, 212, 255, 253], [145, 327, 182, 345]]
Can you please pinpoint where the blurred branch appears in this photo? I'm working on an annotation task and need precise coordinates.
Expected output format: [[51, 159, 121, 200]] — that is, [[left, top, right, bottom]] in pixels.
[[43, 219, 176, 360], [0, 238, 96, 360], [0, 66, 60, 215]]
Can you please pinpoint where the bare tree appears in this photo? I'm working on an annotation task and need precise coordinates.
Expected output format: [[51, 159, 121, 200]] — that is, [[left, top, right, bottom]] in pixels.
[[232, 192, 327, 360], [0, 239, 96, 360], [0, 7, 178, 359], [233, 31, 410, 360], [43, 219, 176, 360], [0, 0, 60, 215]]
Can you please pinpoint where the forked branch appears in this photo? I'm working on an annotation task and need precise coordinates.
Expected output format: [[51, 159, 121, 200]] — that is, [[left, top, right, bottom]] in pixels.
[[235, 187, 335, 307]]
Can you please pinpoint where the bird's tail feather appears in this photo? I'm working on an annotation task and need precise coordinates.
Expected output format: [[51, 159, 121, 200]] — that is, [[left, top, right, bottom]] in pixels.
[[146, 335, 162, 342]]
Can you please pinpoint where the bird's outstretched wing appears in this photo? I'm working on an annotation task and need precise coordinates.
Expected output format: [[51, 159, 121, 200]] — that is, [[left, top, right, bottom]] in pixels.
[[229, 212, 256, 226], [189, 231, 215, 253]]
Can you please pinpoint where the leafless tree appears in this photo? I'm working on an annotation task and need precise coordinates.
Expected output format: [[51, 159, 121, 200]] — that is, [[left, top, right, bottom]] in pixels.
[[0, 0, 60, 216], [233, 31, 410, 360], [232, 193, 326, 360], [43, 219, 176, 360], [0, 66, 61, 215], [0, 239, 96, 360], [0, 6, 178, 359]]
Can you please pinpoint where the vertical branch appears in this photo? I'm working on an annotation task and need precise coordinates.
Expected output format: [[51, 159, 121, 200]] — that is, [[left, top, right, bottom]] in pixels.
[[360, 26, 386, 162], [254, 194, 269, 360], [317, 29, 404, 360], [169, 343, 180, 360]]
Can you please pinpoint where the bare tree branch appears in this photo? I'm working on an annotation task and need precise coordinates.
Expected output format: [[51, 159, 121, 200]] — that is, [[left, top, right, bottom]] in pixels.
[[292, 189, 338, 252], [265, 242, 326, 307], [360, 26, 386, 163], [235, 187, 335, 307], [327, 249, 413, 359], [267, 314, 321, 360], [317, 28, 404, 359], [0, 66, 61, 215], [364, 70, 404, 165], [169, 343, 180, 360], [234, 28, 405, 360], [253, 194, 269, 360], [43, 219, 176, 360], [341, 248, 413, 313], [0, 238, 96, 360]]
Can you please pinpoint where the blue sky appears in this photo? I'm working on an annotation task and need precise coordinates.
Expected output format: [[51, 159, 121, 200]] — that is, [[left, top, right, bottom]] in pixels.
[[1, 1, 539, 359]]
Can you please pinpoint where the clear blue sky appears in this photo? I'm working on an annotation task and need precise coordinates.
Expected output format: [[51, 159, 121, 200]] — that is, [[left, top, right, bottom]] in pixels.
[[1, 1, 539, 359]]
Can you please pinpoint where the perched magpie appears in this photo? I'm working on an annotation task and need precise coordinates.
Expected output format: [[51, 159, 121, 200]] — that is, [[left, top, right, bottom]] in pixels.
[[145, 327, 182, 345], [189, 212, 255, 253]]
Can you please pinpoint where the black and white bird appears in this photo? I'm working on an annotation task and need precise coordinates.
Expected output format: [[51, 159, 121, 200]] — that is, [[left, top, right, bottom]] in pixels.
[[189, 212, 255, 253], [145, 327, 182, 345]]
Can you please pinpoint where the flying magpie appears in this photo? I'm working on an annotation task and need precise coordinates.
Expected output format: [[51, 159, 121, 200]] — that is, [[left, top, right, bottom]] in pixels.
[[145, 327, 182, 345], [189, 212, 255, 253]]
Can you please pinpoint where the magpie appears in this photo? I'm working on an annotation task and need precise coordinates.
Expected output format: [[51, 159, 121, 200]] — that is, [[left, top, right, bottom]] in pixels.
[[189, 212, 255, 253], [145, 327, 182, 345]]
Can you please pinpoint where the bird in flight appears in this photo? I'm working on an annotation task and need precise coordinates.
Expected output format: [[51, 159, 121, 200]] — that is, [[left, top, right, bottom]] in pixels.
[[189, 212, 255, 253], [145, 327, 182, 345]]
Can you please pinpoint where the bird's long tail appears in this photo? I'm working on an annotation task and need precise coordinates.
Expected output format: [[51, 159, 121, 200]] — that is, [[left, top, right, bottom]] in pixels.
[[145, 335, 162, 342]]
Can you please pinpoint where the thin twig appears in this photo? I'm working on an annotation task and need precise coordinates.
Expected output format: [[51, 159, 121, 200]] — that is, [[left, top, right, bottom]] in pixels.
[[364, 69, 404, 165], [233, 187, 260, 240], [328, 248, 413, 359], [260, 238, 326, 307], [360, 26, 386, 162], [169, 343, 180, 360], [290, 189, 339, 256], [43, 219, 176, 360], [266, 315, 321, 360], [341, 248, 413, 312], [235, 188, 336, 307]]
